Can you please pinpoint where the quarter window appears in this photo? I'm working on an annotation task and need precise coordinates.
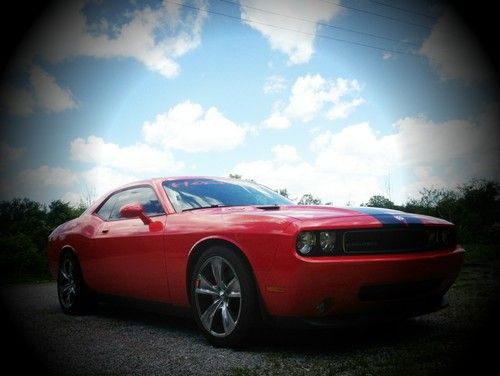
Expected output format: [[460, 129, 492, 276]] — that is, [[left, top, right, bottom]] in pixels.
[[96, 186, 164, 221]]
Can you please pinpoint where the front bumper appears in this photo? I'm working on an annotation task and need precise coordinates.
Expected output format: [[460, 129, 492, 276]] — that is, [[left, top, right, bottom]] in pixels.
[[260, 246, 464, 318]]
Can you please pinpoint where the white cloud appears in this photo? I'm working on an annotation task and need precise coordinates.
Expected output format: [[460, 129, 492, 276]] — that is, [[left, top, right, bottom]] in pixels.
[[70, 135, 183, 174], [263, 111, 291, 129], [61, 191, 84, 207], [30, 65, 77, 113], [26, 0, 208, 79], [394, 107, 500, 187], [0, 142, 24, 169], [419, 9, 493, 82], [0, 65, 76, 116], [311, 122, 399, 176], [272, 144, 299, 163], [18, 166, 78, 187], [382, 52, 393, 60], [240, 0, 341, 64], [81, 166, 137, 198], [326, 98, 365, 120], [283, 74, 364, 122], [263, 75, 286, 94], [142, 101, 246, 152], [232, 105, 500, 205]]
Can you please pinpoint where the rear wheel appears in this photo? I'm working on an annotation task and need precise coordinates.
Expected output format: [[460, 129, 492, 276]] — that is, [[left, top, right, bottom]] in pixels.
[[190, 246, 259, 347], [57, 252, 92, 314]]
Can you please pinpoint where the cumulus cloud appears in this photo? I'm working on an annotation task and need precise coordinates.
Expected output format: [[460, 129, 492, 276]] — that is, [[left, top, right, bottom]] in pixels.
[[70, 135, 183, 174], [26, 0, 208, 79], [419, 9, 494, 82], [142, 101, 246, 152], [30, 65, 78, 113], [263, 111, 291, 129], [240, 0, 341, 64], [61, 191, 85, 207], [232, 105, 500, 205], [80, 166, 138, 198], [0, 65, 77, 116], [266, 74, 364, 126], [311, 122, 399, 175], [394, 106, 500, 188]]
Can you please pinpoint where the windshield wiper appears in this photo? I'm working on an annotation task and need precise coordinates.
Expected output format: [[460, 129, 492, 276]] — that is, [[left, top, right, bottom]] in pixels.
[[182, 204, 226, 212]]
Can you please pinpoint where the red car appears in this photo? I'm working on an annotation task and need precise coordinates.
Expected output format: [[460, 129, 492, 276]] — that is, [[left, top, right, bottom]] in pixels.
[[48, 177, 464, 346]]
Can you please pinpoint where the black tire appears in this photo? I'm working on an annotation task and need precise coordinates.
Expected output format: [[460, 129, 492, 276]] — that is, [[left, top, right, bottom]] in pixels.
[[190, 245, 259, 347], [57, 252, 92, 315]]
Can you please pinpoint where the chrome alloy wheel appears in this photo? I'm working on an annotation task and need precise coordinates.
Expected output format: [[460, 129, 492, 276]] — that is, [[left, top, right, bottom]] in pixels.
[[194, 256, 242, 337], [58, 256, 77, 309]]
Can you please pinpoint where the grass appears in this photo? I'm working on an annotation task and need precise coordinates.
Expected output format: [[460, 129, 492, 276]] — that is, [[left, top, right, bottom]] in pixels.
[[229, 244, 499, 376], [463, 243, 499, 264]]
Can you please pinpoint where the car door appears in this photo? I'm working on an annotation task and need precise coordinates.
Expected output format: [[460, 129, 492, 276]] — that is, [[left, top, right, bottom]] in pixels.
[[84, 185, 169, 302]]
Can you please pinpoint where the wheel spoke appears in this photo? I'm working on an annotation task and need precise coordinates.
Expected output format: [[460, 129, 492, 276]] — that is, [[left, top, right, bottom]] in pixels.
[[226, 277, 241, 298], [195, 275, 219, 296], [60, 268, 70, 281], [200, 299, 223, 332], [194, 255, 243, 337], [61, 283, 75, 306], [210, 257, 224, 289], [221, 303, 236, 334]]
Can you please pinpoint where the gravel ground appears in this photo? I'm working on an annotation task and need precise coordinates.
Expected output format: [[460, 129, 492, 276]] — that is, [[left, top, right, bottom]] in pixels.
[[1, 264, 499, 375]]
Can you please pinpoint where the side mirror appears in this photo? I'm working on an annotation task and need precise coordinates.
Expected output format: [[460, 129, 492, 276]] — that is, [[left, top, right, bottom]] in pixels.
[[119, 203, 152, 225]]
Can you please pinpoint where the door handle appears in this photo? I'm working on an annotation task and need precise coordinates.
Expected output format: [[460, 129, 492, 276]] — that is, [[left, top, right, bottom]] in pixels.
[[101, 229, 109, 234]]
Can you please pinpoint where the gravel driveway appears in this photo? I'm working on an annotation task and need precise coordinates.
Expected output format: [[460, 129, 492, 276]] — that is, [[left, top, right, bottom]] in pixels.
[[1, 265, 498, 375]]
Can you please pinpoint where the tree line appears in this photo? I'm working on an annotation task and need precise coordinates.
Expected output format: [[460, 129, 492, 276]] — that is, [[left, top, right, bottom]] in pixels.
[[0, 179, 498, 281], [0, 199, 86, 281], [289, 180, 498, 245]]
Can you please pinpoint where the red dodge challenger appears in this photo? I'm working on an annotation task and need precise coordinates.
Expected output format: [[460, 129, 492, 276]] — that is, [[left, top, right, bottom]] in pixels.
[[48, 177, 464, 346]]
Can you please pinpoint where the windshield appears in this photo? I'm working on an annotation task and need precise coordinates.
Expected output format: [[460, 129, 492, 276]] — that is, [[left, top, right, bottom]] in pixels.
[[163, 178, 293, 212]]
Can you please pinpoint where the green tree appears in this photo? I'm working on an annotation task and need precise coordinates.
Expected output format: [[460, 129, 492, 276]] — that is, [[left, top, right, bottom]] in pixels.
[[47, 200, 85, 230], [298, 194, 322, 205], [276, 188, 289, 198], [362, 195, 397, 209]]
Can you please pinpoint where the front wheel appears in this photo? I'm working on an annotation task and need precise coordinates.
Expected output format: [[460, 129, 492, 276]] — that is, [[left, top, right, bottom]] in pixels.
[[190, 246, 259, 347], [57, 252, 92, 314]]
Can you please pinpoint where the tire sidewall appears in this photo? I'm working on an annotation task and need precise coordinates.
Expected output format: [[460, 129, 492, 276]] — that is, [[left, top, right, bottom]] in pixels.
[[57, 252, 89, 315], [190, 245, 258, 347]]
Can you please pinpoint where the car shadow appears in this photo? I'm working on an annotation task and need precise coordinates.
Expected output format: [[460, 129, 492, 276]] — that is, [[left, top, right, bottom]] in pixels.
[[88, 300, 436, 355]]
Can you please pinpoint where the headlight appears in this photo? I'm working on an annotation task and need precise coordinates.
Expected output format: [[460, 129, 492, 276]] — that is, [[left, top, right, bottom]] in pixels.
[[319, 231, 336, 253], [296, 232, 316, 255]]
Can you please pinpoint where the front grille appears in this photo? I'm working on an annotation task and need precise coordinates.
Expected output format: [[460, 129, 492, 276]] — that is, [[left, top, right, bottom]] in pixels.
[[359, 279, 443, 301], [343, 227, 456, 254]]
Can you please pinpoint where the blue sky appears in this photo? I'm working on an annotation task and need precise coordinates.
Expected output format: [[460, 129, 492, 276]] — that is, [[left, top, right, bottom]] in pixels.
[[0, 0, 499, 206]]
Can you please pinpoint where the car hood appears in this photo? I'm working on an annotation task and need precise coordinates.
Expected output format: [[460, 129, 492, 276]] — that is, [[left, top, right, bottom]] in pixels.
[[203, 205, 453, 227]]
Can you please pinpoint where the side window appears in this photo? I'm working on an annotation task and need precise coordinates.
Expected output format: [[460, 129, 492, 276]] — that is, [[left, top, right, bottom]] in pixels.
[[109, 186, 165, 221], [95, 194, 118, 221]]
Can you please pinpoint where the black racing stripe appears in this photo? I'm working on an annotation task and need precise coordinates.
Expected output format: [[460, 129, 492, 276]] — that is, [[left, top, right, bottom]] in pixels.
[[352, 207, 424, 227]]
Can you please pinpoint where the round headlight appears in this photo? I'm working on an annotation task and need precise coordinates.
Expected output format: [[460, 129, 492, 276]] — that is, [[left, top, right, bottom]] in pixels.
[[319, 231, 336, 253], [296, 232, 316, 255]]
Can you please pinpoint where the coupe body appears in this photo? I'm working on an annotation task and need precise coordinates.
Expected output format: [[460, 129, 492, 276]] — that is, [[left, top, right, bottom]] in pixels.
[[48, 177, 464, 346]]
